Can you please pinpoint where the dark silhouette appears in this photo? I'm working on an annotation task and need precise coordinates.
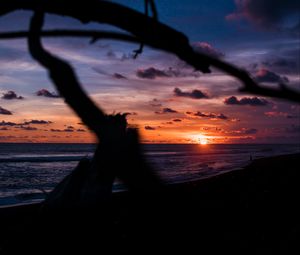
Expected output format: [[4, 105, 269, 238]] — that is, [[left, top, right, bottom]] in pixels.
[[0, 1, 300, 254]]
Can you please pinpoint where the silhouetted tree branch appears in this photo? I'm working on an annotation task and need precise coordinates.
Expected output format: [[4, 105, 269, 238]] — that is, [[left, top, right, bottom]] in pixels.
[[28, 10, 162, 208], [1, 0, 299, 102]]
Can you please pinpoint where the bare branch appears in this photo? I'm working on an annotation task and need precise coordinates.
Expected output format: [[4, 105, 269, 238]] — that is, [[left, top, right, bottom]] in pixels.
[[27, 12, 105, 139]]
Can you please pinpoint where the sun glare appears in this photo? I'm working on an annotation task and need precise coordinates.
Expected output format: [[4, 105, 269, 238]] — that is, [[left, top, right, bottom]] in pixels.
[[191, 134, 209, 145], [199, 138, 208, 145]]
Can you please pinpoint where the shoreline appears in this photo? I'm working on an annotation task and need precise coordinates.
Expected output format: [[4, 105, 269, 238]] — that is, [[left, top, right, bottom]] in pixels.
[[1, 152, 299, 210]]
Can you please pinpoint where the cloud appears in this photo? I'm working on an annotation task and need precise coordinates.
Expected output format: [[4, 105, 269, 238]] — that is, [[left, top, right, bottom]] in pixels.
[[76, 129, 86, 132], [224, 96, 269, 106], [2, 91, 24, 100], [145, 126, 156, 130], [255, 68, 289, 83], [262, 58, 298, 71], [92, 67, 127, 79], [264, 111, 297, 118], [155, 108, 178, 114], [243, 128, 258, 135], [113, 73, 127, 79], [192, 42, 225, 58], [149, 98, 162, 107], [50, 129, 62, 132], [250, 57, 300, 74], [63, 128, 74, 132], [18, 126, 38, 131], [136, 66, 200, 80], [174, 87, 209, 99], [173, 119, 182, 122], [225, 128, 258, 135], [227, 0, 300, 29], [187, 111, 229, 120], [23, 120, 52, 125], [50, 128, 74, 132], [0, 127, 8, 130], [136, 67, 170, 79], [0, 121, 17, 126], [36, 89, 60, 98], [0, 106, 12, 115]]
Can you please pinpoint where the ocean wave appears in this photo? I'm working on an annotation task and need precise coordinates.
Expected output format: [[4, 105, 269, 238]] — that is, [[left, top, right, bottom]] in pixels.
[[0, 155, 91, 163]]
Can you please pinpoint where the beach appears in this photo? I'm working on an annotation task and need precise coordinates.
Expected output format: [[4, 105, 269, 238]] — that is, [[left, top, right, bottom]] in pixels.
[[1, 143, 299, 206], [0, 152, 299, 254]]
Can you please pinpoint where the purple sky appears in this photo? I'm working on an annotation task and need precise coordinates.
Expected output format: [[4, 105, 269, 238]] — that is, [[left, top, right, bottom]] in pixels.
[[0, 0, 299, 143]]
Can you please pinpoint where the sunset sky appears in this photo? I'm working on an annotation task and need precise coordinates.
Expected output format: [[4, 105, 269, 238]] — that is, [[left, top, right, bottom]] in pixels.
[[0, 0, 299, 143]]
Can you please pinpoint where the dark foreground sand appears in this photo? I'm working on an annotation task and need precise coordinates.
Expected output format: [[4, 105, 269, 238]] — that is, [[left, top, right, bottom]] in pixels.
[[0, 153, 299, 254]]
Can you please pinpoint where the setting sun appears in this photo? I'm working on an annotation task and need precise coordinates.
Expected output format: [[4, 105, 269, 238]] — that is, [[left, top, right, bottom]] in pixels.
[[199, 138, 208, 145]]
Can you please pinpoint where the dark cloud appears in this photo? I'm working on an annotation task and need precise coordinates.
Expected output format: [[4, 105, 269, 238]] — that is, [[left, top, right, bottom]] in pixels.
[[249, 56, 300, 74], [113, 73, 127, 79], [124, 112, 138, 116], [0, 121, 17, 126], [145, 126, 156, 130], [227, 0, 300, 29], [155, 108, 178, 114], [64, 128, 74, 132], [0, 106, 12, 115], [243, 128, 258, 135], [23, 120, 52, 125], [187, 111, 229, 120], [224, 96, 269, 106], [255, 68, 289, 83], [192, 42, 225, 58], [92, 67, 127, 79], [149, 98, 162, 107], [262, 58, 298, 70], [50, 128, 74, 132], [264, 111, 298, 118], [2, 91, 24, 100], [0, 127, 8, 130], [50, 129, 62, 132], [76, 129, 86, 132], [136, 66, 200, 80], [174, 87, 209, 99], [36, 89, 60, 98], [173, 119, 182, 122], [136, 67, 170, 79], [18, 126, 38, 131], [106, 50, 116, 58]]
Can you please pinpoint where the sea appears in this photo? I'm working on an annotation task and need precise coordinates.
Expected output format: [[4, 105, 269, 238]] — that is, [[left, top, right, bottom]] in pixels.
[[0, 143, 299, 206]]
